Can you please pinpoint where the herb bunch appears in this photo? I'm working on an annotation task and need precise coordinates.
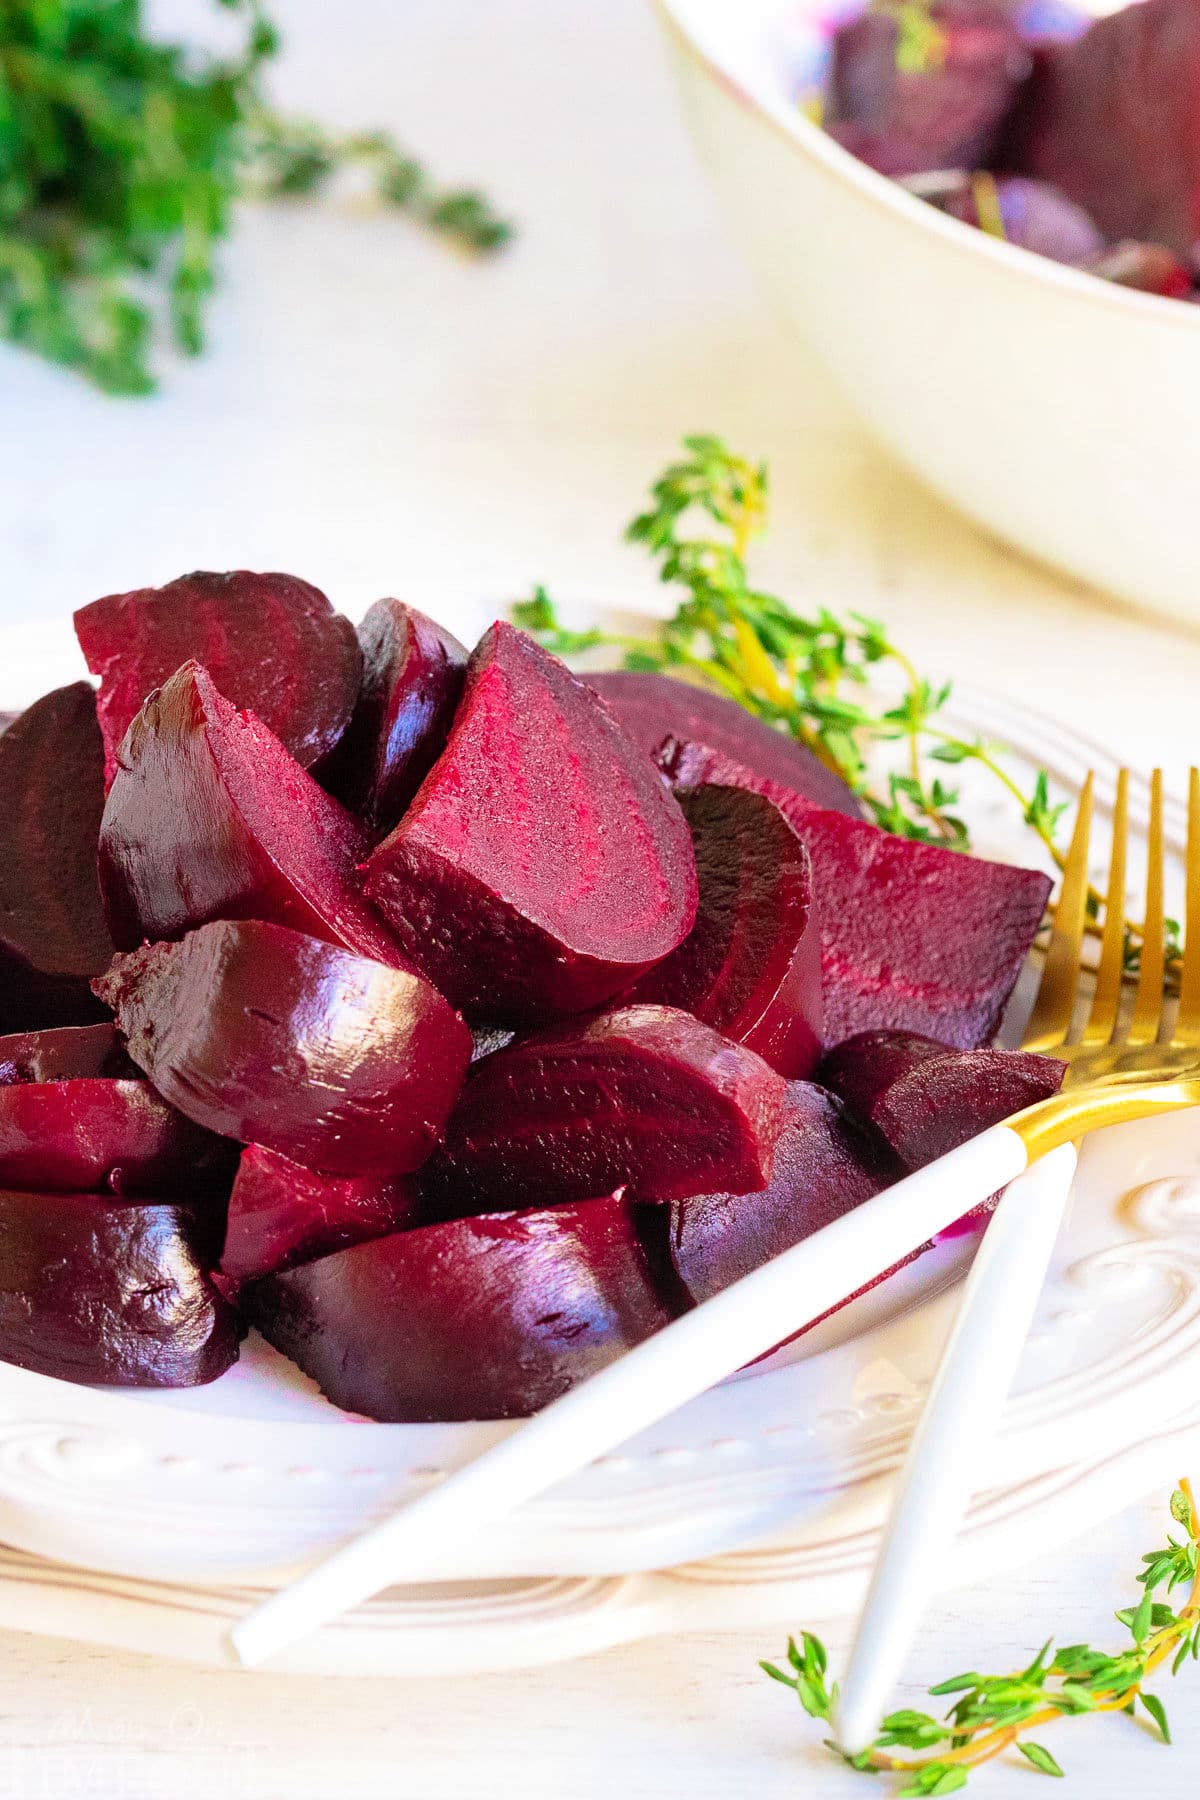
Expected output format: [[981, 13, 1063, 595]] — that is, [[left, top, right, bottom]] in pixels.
[[0, 0, 511, 395], [760, 1480, 1200, 1791]]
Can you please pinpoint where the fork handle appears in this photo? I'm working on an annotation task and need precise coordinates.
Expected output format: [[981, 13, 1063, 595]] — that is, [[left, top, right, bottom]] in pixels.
[[833, 1142, 1079, 1755]]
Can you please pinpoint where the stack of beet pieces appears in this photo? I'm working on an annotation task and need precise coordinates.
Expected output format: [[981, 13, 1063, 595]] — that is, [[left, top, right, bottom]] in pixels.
[[819, 0, 1200, 302], [0, 572, 1062, 1421]]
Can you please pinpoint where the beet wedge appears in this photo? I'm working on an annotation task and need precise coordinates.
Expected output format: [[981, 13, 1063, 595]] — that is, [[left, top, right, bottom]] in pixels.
[[0, 1024, 138, 1084], [0, 1187, 238, 1387], [628, 784, 822, 1078], [664, 1082, 897, 1310], [0, 1079, 236, 1195], [75, 569, 361, 781], [244, 1193, 677, 1421], [222, 1145, 422, 1286], [364, 624, 698, 1023], [94, 921, 471, 1177], [324, 600, 467, 836], [657, 741, 1051, 1049], [421, 1004, 786, 1218], [0, 683, 114, 1032], [819, 1030, 1066, 1171], [588, 669, 862, 817], [98, 661, 409, 966]]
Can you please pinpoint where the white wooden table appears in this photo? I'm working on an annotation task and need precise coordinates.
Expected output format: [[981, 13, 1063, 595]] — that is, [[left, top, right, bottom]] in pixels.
[[0, 0, 1198, 1792]]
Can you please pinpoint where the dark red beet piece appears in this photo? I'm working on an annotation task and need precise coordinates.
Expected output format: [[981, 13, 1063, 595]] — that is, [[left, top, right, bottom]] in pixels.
[[587, 670, 863, 818], [75, 570, 361, 781], [422, 1004, 786, 1217], [627, 785, 822, 1078], [0, 713, 16, 734], [826, 3, 1030, 178], [0, 1079, 236, 1195], [1082, 240, 1194, 298], [364, 624, 698, 1023], [0, 1024, 138, 1083], [222, 1145, 422, 1286], [243, 1193, 676, 1421], [656, 740, 1050, 1049], [818, 1029, 1066, 1169], [664, 1082, 897, 1308], [0, 683, 114, 1032], [0, 1187, 238, 1386], [1006, 0, 1200, 258], [323, 600, 467, 835], [94, 921, 471, 1177], [98, 661, 409, 967]]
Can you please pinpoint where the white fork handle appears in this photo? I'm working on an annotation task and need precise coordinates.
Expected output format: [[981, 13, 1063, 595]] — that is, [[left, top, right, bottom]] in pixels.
[[833, 1142, 1078, 1754], [229, 1121, 1031, 1669]]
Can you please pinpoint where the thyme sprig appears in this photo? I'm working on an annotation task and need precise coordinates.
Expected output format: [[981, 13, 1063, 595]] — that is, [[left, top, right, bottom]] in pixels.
[[760, 1480, 1200, 1790]]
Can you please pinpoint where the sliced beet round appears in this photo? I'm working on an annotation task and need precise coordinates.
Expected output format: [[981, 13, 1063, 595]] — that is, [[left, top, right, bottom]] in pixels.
[[243, 1193, 676, 1420], [0, 1079, 236, 1195], [74, 570, 362, 780], [664, 1083, 898, 1310], [222, 1145, 422, 1286], [0, 1187, 238, 1386], [588, 669, 863, 818], [421, 1004, 786, 1217], [364, 624, 698, 1023], [657, 740, 1051, 1049], [627, 784, 822, 1078], [0, 682, 114, 1032], [323, 600, 467, 835], [819, 1030, 1067, 1170], [0, 1023, 138, 1084], [94, 920, 472, 1177], [98, 661, 408, 966]]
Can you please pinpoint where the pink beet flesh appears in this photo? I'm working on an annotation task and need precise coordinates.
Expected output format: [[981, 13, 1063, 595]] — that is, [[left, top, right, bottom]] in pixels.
[[324, 600, 467, 835], [0, 1024, 138, 1083], [98, 661, 408, 967], [819, 1029, 1066, 1169], [222, 1145, 422, 1285], [74, 570, 361, 781], [94, 920, 471, 1177], [0, 1080, 236, 1195], [0, 1187, 238, 1387], [364, 624, 698, 1023], [421, 1003, 786, 1217], [657, 740, 1051, 1049], [244, 1193, 676, 1420], [587, 670, 863, 818], [0, 683, 114, 1032], [628, 785, 822, 1078]]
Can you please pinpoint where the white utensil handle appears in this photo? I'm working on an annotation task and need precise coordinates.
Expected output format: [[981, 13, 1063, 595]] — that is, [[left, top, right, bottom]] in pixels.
[[229, 1121, 1030, 1668], [833, 1141, 1078, 1755]]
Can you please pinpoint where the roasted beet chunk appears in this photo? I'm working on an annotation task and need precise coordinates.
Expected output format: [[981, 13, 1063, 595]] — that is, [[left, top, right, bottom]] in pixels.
[[1006, 0, 1200, 258], [364, 624, 698, 1023], [422, 1004, 786, 1217], [221, 1145, 422, 1285], [75, 570, 362, 781], [825, 2, 1030, 177], [244, 1193, 677, 1420], [657, 741, 1050, 1049], [94, 921, 471, 1177], [0, 1024, 138, 1084], [628, 785, 822, 1078], [98, 661, 408, 967], [587, 670, 863, 818], [664, 1082, 897, 1310], [0, 1187, 238, 1386], [0, 683, 114, 1032], [819, 1030, 1066, 1169], [0, 1079, 236, 1195], [324, 600, 467, 835]]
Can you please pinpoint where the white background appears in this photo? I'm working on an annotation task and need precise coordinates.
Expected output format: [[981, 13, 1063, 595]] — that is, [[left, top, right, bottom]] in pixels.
[[2, 0, 1200, 1793]]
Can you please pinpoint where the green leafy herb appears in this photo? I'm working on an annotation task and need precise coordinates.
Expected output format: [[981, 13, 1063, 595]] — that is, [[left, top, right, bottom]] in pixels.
[[760, 1481, 1200, 1788], [0, 0, 512, 394]]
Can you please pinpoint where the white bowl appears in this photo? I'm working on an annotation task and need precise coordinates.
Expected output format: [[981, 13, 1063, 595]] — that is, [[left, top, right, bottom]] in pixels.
[[655, 0, 1200, 623]]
